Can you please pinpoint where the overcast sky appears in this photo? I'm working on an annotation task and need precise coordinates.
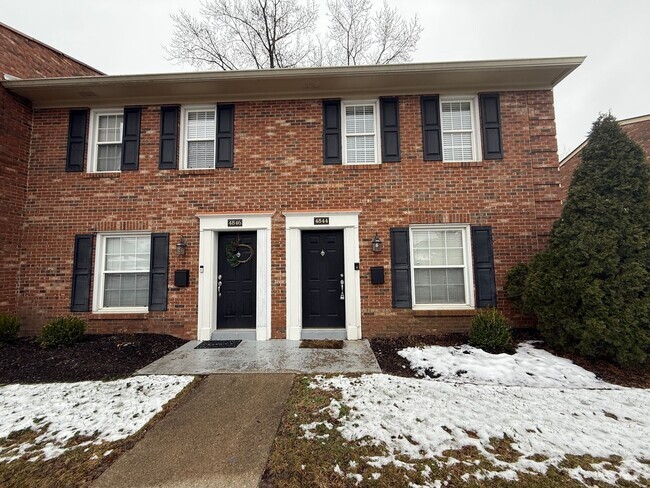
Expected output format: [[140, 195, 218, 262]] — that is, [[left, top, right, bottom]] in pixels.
[[3, 0, 650, 157]]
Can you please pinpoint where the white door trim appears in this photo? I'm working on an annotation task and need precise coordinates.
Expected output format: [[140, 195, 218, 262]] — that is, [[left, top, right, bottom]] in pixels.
[[284, 211, 362, 341], [197, 213, 273, 341]]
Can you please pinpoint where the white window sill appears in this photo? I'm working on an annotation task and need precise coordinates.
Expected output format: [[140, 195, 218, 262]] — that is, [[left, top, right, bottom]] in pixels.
[[92, 307, 149, 314], [412, 304, 475, 311]]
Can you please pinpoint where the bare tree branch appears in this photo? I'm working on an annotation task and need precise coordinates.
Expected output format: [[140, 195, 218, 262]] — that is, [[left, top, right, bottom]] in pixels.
[[165, 0, 421, 70], [324, 0, 422, 66], [165, 0, 318, 70]]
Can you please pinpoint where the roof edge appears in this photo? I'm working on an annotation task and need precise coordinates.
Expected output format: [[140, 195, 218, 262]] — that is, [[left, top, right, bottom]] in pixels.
[[3, 56, 583, 88]]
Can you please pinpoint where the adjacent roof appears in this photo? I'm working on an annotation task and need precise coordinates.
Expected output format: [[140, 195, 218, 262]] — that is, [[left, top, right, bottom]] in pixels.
[[2, 56, 584, 109], [559, 113, 650, 168]]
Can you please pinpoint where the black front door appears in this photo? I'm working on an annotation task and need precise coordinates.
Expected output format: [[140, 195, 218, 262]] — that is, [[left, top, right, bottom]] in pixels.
[[217, 232, 256, 329], [301, 230, 345, 328]]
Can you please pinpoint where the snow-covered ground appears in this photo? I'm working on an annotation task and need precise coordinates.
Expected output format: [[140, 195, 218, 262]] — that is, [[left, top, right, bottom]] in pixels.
[[398, 342, 615, 388], [0, 375, 193, 461], [306, 344, 650, 486]]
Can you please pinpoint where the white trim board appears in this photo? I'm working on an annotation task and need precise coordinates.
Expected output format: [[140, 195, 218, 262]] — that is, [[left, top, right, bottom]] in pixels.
[[284, 211, 362, 341], [197, 213, 273, 341]]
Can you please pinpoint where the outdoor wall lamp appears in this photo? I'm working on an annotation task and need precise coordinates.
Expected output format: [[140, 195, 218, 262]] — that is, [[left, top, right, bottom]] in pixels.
[[176, 236, 188, 257], [371, 233, 383, 253]]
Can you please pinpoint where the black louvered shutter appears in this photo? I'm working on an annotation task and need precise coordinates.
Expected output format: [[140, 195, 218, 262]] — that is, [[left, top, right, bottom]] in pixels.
[[471, 226, 497, 308], [70, 234, 94, 312], [421, 96, 443, 161], [66, 109, 88, 172], [159, 106, 179, 169], [390, 228, 412, 308], [479, 93, 504, 160], [121, 107, 141, 171], [148, 233, 169, 311], [216, 104, 234, 168], [322, 99, 342, 164], [380, 97, 401, 162]]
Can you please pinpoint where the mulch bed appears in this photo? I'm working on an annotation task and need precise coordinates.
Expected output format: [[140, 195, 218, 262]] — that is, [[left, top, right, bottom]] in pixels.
[[369, 329, 649, 388], [0, 334, 187, 384]]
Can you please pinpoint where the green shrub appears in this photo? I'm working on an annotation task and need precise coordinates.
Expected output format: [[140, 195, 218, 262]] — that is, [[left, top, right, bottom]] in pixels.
[[504, 263, 530, 313], [0, 314, 21, 343], [39, 316, 86, 348], [523, 114, 650, 366], [469, 308, 513, 354]]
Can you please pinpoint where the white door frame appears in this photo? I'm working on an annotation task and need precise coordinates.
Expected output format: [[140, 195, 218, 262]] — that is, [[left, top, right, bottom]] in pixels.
[[284, 211, 362, 341], [197, 213, 273, 341]]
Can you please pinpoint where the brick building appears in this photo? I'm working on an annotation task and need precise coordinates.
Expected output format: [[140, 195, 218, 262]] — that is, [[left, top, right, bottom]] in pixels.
[[559, 114, 650, 202], [0, 22, 102, 316], [0, 25, 583, 340]]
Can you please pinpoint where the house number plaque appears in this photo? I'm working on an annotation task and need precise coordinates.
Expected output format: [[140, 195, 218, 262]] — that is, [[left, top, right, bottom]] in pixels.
[[227, 219, 243, 227], [314, 217, 329, 225]]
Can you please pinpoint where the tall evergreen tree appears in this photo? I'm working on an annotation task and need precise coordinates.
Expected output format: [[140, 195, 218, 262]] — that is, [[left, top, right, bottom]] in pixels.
[[523, 114, 650, 365]]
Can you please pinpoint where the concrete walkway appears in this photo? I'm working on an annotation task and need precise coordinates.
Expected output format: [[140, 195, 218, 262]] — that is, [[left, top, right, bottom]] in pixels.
[[93, 374, 294, 488], [137, 340, 381, 375]]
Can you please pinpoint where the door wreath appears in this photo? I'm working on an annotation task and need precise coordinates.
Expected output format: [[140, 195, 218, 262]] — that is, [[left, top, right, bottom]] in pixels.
[[225, 238, 254, 268]]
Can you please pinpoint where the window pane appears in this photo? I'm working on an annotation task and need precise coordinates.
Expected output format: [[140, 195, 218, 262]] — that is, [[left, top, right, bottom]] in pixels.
[[345, 105, 374, 134], [346, 135, 375, 164], [98, 114, 123, 143], [441, 102, 472, 131], [97, 145, 121, 171], [188, 141, 215, 168], [187, 111, 215, 140], [442, 132, 473, 162], [411, 230, 467, 306], [103, 272, 149, 308], [106, 237, 121, 254]]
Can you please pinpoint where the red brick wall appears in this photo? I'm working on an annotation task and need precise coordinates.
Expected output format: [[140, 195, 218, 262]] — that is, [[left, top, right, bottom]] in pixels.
[[0, 23, 101, 79], [0, 87, 32, 313], [0, 23, 101, 316], [559, 118, 650, 202], [16, 90, 560, 338]]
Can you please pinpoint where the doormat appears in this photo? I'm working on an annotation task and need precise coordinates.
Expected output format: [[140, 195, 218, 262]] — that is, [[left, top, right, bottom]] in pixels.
[[299, 340, 344, 349], [195, 340, 242, 349]]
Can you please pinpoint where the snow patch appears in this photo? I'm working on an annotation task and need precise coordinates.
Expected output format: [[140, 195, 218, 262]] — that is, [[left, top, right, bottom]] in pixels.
[[0, 375, 193, 461], [312, 373, 650, 485], [399, 342, 616, 389]]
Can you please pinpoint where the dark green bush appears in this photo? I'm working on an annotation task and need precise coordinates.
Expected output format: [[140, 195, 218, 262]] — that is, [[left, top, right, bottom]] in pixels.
[[0, 314, 21, 343], [38, 316, 86, 348], [469, 308, 513, 354], [504, 263, 530, 313], [523, 114, 650, 366]]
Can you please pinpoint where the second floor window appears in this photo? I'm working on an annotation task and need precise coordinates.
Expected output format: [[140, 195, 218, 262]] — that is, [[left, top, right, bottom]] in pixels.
[[440, 97, 480, 162], [342, 100, 380, 165], [183, 107, 216, 169], [89, 110, 123, 172]]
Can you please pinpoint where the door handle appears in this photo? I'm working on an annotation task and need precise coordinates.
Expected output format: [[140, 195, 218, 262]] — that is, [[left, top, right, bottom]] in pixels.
[[217, 274, 222, 297], [340, 273, 345, 300]]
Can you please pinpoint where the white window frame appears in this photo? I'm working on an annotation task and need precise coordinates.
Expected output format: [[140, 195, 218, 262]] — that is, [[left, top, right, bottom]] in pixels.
[[409, 224, 475, 310], [87, 108, 124, 173], [92, 232, 151, 314], [439, 96, 482, 163], [341, 99, 381, 165], [179, 105, 217, 170]]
